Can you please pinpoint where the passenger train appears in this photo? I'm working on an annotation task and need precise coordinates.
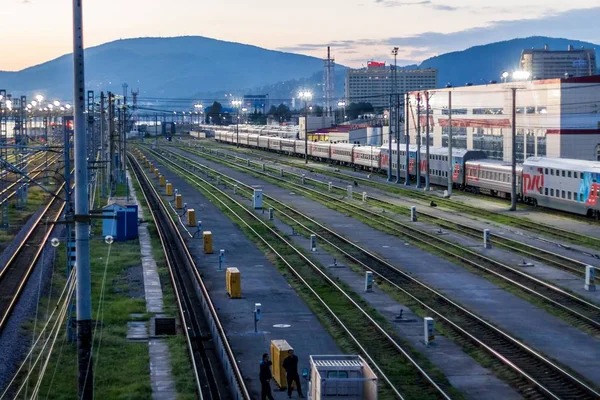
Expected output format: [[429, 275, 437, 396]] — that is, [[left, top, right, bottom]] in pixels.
[[212, 130, 600, 218]]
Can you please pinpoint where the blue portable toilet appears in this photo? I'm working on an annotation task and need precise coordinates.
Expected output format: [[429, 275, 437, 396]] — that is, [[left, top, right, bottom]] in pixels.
[[102, 204, 139, 242]]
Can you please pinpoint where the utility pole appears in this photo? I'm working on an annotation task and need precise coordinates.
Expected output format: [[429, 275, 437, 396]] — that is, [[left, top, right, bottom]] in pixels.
[[100, 92, 105, 198], [425, 91, 431, 191], [387, 93, 393, 182], [405, 94, 410, 185], [416, 93, 422, 189], [116, 99, 121, 183], [447, 91, 453, 197], [304, 101, 308, 164], [395, 94, 401, 184], [71, 0, 93, 395], [392, 47, 400, 184], [108, 92, 114, 196], [510, 87, 517, 211]]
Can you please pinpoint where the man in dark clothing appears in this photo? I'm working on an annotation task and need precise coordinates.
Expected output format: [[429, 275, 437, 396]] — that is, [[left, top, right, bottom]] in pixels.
[[282, 349, 304, 398], [260, 353, 274, 400]]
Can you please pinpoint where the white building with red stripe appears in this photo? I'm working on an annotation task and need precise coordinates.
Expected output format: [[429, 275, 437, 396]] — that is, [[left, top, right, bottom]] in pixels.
[[406, 76, 600, 162]]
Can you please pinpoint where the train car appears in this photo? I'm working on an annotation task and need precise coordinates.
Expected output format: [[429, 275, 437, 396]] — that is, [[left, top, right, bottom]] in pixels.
[[426, 148, 487, 187], [522, 157, 600, 217], [294, 139, 306, 156], [248, 134, 259, 147], [353, 146, 381, 170], [309, 142, 331, 161], [224, 132, 235, 144], [465, 160, 522, 198], [380, 144, 417, 178], [238, 132, 249, 146], [258, 135, 270, 149], [269, 136, 282, 152], [280, 138, 295, 154], [331, 143, 355, 164]]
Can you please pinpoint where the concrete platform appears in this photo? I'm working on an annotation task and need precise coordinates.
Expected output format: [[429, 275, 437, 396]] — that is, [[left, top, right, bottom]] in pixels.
[[161, 146, 600, 386], [138, 155, 341, 399], [259, 209, 521, 400], [201, 141, 600, 241]]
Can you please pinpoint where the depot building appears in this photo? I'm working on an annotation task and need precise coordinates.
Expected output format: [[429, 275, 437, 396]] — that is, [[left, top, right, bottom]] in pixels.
[[406, 75, 600, 162]]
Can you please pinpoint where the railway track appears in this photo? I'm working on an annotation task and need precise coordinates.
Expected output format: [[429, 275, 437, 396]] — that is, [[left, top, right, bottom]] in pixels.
[[145, 146, 600, 399], [184, 144, 598, 276], [128, 154, 250, 400], [133, 148, 456, 400], [0, 181, 67, 331], [0, 153, 61, 207], [167, 146, 600, 335], [200, 141, 600, 248]]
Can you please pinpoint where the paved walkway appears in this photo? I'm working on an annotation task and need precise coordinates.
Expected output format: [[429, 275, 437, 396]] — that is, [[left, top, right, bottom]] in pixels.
[[127, 171, 178, 400]]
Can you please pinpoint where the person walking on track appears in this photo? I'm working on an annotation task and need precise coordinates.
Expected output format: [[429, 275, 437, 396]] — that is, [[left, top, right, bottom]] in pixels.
[[282, 349, 304, 398]]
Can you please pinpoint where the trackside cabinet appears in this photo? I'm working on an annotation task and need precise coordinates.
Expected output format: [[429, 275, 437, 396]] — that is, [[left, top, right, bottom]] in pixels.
[[270, 339, 294, 389], [226, 267, 241, 298]]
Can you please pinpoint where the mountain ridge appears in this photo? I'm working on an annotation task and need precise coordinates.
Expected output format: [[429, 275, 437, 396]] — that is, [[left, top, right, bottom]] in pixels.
[[1, 35, 598, 103]]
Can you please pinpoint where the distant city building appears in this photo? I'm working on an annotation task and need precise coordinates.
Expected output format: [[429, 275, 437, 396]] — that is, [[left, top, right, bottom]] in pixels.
[[407, 75, 600, 162], [520, 45, 597, 79], [345, 62, 437, 108], [243, 94, 269, 114]]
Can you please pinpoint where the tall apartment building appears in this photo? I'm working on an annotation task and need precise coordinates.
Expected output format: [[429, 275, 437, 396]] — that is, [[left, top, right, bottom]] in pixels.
[[520, 45, 597, 79], [345, 61, 437, 108]]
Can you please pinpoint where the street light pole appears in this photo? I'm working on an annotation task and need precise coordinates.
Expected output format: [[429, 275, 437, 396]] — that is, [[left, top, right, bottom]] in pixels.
[[510, 87, 517, 211], [299, 91, 312, 164], [72, 0, 93, 397]]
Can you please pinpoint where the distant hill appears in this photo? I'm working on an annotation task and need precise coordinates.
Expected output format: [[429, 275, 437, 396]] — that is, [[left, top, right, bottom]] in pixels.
[[420, 36, 600, 86], [0, 36, 335, 100], [2, 35, 599, 105]]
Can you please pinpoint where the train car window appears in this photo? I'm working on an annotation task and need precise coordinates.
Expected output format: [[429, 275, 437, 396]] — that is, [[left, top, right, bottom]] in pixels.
[[550, 169, 554, 176], [568, 171, 572, 178], [568, 192, 572, 200], [550, 189, 554, 196], [545, 188, 548, 196], [562, 190, 566, 198], [545, 168, 548, 174], [574, 172, 578, 179], [561, 170, 565, 177]]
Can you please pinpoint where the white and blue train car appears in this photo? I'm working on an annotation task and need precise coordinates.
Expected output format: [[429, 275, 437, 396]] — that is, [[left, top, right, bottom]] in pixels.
[[522, 157, 600, 217]]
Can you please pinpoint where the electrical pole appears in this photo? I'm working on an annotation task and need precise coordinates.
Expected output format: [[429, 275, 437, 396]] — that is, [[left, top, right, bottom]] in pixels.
[[416, 93, 422, 189], [304, 100, 308, 164], [405, 94, 410, 185], [108, 92, 114, 196], [72, 0, 93, 395], [392, 48, 400, 184], [425, 91, 431, 191], [510, 87, 517, 211], [447, 91, 453, 197], [116, 99, 121, 183], [395, 94, 401, 184], [387, 93, 392, 182], [100, 92, 105, 198]]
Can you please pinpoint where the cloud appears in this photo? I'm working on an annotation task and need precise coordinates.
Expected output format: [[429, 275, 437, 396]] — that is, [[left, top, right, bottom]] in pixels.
[[278, 6, 600, 67], [374, 0, 458, 10], [380, 6, 600, 53]]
